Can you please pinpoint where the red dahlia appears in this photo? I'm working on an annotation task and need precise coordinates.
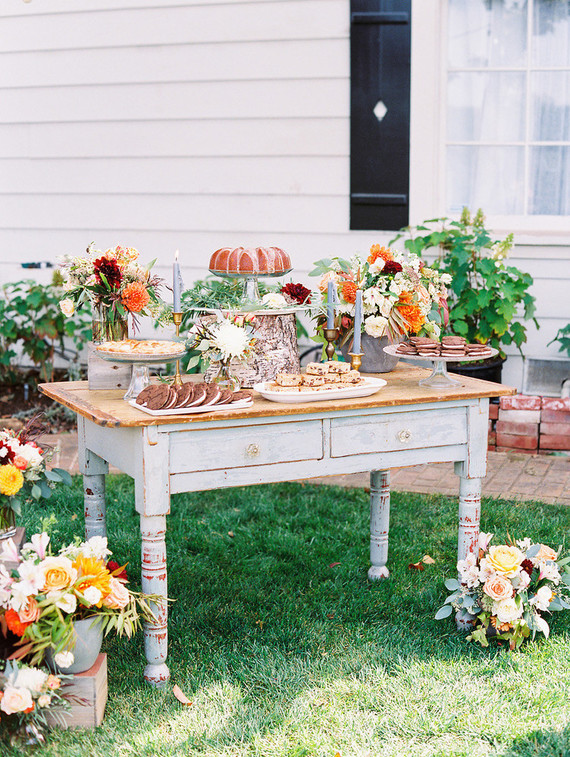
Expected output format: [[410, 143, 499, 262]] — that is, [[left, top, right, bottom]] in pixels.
[[94, 257, 122, 289], [280, 282, 311, 305], [382, 261, 403, 275]]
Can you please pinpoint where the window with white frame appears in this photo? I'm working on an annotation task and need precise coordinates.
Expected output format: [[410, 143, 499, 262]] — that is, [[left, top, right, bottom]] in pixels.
[[446, 0, 570, 225]]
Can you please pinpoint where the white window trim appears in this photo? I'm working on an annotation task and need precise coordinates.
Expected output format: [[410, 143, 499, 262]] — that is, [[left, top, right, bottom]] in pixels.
[[409, 0, 570, 240]]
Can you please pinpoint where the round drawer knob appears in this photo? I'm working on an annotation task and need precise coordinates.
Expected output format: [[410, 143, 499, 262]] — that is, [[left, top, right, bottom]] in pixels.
[[246, 443, 260, 457], [398, 429, 412, 443]]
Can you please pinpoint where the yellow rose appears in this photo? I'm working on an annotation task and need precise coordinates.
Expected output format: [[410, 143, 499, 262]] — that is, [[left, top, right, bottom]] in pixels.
[[487, 545, 524, 578], [0, 464, 24, 496], [535, 544, 557, 562], [40, 556, 77, 593], [483, 574, 513, 601]]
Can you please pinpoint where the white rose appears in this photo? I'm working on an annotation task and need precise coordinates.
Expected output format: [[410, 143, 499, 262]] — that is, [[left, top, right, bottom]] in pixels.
[[59, 298, 75, 317], [54, 651, 74, 668], [261, 292, 288, 309], [0, 685, 33, 715], [364, 315, 388, 338], [493, 598, 522, 624], [83, 586, 102, 606], [440, 273, 452, 285], [55, 592, 77, 614], [83, 535, 111, 561], [530, 585, 553, 611], [14, 666, 48, 694]]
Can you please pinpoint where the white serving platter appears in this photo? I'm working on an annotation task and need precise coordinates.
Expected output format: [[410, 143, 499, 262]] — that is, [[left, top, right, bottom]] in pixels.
[[128, 398, 253, 416], [253, 376, 387, 404]]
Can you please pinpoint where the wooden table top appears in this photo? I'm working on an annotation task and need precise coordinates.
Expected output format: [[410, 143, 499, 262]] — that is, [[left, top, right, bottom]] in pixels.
[[39, 364, 516, 429]]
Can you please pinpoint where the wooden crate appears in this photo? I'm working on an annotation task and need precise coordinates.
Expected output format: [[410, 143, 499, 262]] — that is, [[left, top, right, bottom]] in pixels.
[[0, 527, 25, 572], [45, 653, 108, 729], [87, 344, 131, 390]]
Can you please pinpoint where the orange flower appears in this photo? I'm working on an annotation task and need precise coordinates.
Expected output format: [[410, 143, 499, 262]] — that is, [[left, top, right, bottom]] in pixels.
[[341, 281, 358, 304], [73, 555, 112, 604], [121, 282, 150, 313], [368, 245, 394, 265], [5, 608, 31, 636], [18, 596, 40, 624], [398, 303, 425, 334]]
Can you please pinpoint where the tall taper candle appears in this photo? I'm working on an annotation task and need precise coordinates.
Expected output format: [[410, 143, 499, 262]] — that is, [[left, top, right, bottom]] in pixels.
[[353, 289, 363, 353], [173, 249, 182, 312], [327, 280, 336, 329]]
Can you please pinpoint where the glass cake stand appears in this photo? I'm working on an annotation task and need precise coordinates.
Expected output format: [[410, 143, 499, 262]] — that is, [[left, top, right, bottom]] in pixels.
[[96, 349, 187, 399], [210, 269, 292, 305], [383, 344, 499, 388]]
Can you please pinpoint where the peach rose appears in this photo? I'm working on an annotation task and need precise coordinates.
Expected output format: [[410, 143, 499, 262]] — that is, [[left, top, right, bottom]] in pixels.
[[46, 675, 61, 690], [12, 455, 28, 471], [18, 596, 40, 624], [0, 686, 33, 715], [487, 545, 524, 578], [40, 556, 77, 593], [483, 574, 513, 601], [535, 544, 558, 562], [102, 577, 130, 609]]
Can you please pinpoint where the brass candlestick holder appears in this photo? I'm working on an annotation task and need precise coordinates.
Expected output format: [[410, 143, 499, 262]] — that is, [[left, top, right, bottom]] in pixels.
[[323, 327, 338, 361], [348, 352, 364, 372], [172, 311, 183, 386]]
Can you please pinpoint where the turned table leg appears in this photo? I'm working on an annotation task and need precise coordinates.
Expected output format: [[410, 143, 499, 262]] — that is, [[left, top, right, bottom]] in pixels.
[[368, 469, 391, 580], [457, 475, 481, 564], [140, 514, 169, 686], [77, 422, 109, 540]]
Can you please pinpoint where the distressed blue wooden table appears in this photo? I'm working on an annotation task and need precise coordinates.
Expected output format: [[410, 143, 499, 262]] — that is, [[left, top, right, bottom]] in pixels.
[[41, 365, 514, 686]]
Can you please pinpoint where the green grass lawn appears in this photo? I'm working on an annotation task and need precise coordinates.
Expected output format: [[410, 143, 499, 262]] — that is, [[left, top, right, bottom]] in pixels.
[[7, 477, 570, 757]]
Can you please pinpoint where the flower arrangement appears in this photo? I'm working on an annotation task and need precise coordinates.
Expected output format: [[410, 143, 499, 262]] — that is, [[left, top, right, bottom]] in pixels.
[[436, 534, 570, 649], [58, 243, 163, 337], [0, 658, 69, 744], [0, 421, 70, 537], [310, 244, 450, 346], [186, 312, 257, 370], [0, 532, 159, 667]]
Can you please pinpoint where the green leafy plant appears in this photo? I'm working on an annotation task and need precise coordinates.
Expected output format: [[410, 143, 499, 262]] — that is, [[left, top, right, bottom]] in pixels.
[[0, 277, 92, 383], [548, 325, 570, 358], [392, 208, 538, 356]]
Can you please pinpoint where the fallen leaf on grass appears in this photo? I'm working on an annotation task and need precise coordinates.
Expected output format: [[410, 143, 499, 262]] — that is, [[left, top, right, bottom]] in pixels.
[[255, 619, 264, 630], [227, 531, 235, 538], [71, 514, 77, 521], [328, 562, 341, 568], [408, 561, 425, 571], [422, 555, 436, 564], [326, 612, 335, 619], [173, 685, 192, 706]]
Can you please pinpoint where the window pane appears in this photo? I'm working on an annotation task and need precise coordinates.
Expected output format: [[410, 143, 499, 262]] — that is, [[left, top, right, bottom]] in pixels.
[[529, 146, 570, 214], [533, 0, 570, 67], [447, 146, 525, 214], [531, 72, 570, 141], [448, 72, 526, 142], [448, 0, 527, 69]]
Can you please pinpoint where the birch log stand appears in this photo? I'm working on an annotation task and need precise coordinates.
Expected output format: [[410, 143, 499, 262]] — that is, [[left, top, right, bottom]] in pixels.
[[40, 364, 515, 686], [203, 312, 300, 387]]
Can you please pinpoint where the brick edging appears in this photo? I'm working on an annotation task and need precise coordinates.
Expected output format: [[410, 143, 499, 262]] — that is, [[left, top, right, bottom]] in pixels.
[[487, 395, 570, 454]]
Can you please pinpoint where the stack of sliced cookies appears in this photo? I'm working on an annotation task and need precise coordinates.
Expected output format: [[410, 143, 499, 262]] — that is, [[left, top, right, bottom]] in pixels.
[[267, 361, 363, 393], [135, 382, 252, 411], [396, 335, 493, 359]]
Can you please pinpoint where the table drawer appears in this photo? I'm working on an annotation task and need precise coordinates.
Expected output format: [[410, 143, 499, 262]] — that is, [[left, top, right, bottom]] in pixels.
[[170, 420, 323, 473], [330, 408, 467, 457]]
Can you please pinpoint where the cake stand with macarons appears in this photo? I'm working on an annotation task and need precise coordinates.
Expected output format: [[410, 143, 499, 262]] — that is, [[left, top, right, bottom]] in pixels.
[[384, 336, 498, 388]]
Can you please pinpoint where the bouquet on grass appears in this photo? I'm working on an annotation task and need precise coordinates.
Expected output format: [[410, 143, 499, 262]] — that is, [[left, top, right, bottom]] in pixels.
[[0, 658, 70, 745], [0, 420, 71, 537], [436, 534, 570, 650], [186, 312, 258, 371], [310, 244, 450, 347], [0, 532, 159, 667], [58, 243, 163, 337]]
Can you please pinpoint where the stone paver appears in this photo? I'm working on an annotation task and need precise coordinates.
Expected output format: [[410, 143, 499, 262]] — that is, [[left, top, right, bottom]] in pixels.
[[45, 432, 569, 506]]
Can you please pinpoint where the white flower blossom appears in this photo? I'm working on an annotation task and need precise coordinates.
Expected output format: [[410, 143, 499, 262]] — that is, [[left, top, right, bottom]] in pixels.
[[364, 315, 388, 338], [493, 598, 523, 624], [261, 292, 288, 309], [83, 586, 102, 606], [54, 651, 74, 669], [13, 666, 48, 694], [529, 585, 554, 611]]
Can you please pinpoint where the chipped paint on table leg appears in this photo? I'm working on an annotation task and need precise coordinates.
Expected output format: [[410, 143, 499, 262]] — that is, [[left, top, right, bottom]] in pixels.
[[457, 475, 481, 564], [140, 514, 170, 686], [368, 469, 390, 580]]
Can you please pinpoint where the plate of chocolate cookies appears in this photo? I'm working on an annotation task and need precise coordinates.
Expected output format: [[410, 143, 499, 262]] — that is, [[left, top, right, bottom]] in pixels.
[[254, 361, 387, 403], [130, 382, 253, 416], [384, 337, 498, 362]]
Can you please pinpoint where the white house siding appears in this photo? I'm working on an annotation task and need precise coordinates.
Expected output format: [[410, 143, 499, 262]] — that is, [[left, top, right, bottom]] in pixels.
[[0, 0, 568, 391]]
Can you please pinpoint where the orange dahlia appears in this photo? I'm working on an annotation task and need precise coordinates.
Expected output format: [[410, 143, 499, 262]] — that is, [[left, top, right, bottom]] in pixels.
[[121, 282, 150, 313], [341, 281, 358, 304], [368, 244, 394, 265], [73, 555, 112, 604], [5, 608, 31, 636], [398, 303, 425, 334]]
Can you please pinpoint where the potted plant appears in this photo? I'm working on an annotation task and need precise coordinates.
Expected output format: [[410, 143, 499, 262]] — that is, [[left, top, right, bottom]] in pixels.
[[392, 208, 538, 382]]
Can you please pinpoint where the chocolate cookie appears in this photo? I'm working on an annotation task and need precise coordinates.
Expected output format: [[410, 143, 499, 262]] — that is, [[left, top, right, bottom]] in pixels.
[[216, 389, 234, 405], [186, 383, 207, 407], [231, 390, 253, 403], [138, 384, 170, 410], [173, 383, 193, 408], [203, 384, 222, 406]]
